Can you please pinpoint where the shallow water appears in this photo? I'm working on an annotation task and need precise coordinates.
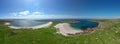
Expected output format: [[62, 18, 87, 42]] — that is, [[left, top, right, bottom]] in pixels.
[[11, 20, 48, 27], [70, 21, 99, 30]]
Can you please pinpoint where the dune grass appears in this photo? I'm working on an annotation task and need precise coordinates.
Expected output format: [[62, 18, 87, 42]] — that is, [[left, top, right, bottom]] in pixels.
[[0, 20, 120, 44]]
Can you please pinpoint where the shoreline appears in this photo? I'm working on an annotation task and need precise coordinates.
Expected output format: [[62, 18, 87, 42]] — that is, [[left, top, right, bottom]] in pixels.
[[54, 23, 83, 36], [9, 22, 53, 29], [54, 22, 102, 36], [83, 22, 102, 34]]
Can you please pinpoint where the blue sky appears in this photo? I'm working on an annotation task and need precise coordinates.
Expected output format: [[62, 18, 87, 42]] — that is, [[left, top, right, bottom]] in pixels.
[[0, 0, 120, 19]]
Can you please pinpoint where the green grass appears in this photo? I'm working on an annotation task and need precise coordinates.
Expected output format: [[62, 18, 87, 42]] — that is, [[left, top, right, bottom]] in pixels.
[[0, 20, 120, 44]]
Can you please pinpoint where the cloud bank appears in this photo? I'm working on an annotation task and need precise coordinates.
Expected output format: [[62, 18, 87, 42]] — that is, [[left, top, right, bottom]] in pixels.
[[12, 10, 42, 17], [9, 10, 45, 19], [1, 10, 82, 19]]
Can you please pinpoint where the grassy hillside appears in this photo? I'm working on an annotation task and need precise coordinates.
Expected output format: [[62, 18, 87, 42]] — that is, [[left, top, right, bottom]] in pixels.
[[0, 20, 120, 44]]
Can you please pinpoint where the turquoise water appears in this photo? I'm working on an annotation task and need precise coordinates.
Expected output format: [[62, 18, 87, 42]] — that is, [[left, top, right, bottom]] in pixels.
[[70, 21, 99, 30], [11, 20, 48, 27]]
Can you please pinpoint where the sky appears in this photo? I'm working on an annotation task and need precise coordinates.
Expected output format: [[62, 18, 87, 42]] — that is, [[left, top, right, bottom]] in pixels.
[[0, 0, 120, 19]]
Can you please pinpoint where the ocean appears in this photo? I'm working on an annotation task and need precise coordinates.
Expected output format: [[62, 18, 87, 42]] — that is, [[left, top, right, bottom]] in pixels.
[[10, 20, 49, 27], [70, 20, 99, 30]]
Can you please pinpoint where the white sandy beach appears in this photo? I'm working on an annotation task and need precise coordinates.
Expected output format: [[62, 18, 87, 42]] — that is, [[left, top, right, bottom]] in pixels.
[[54, 23, 83, 36], [9, 22, 53, 29], [4, 22, 10, 25]]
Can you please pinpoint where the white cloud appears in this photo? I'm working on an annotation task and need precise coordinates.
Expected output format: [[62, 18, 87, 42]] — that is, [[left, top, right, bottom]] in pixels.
[[19, 10, 30, 16], [32, 11, 42, 15], [11, 10, 43, 17], [12, 13, 17, 16], [8, 10, 81, 19], [9, 10, 46, 19]]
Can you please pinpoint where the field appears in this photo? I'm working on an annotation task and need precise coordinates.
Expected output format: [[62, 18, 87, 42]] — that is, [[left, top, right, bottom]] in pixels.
[[0, 20, 120, 44]]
